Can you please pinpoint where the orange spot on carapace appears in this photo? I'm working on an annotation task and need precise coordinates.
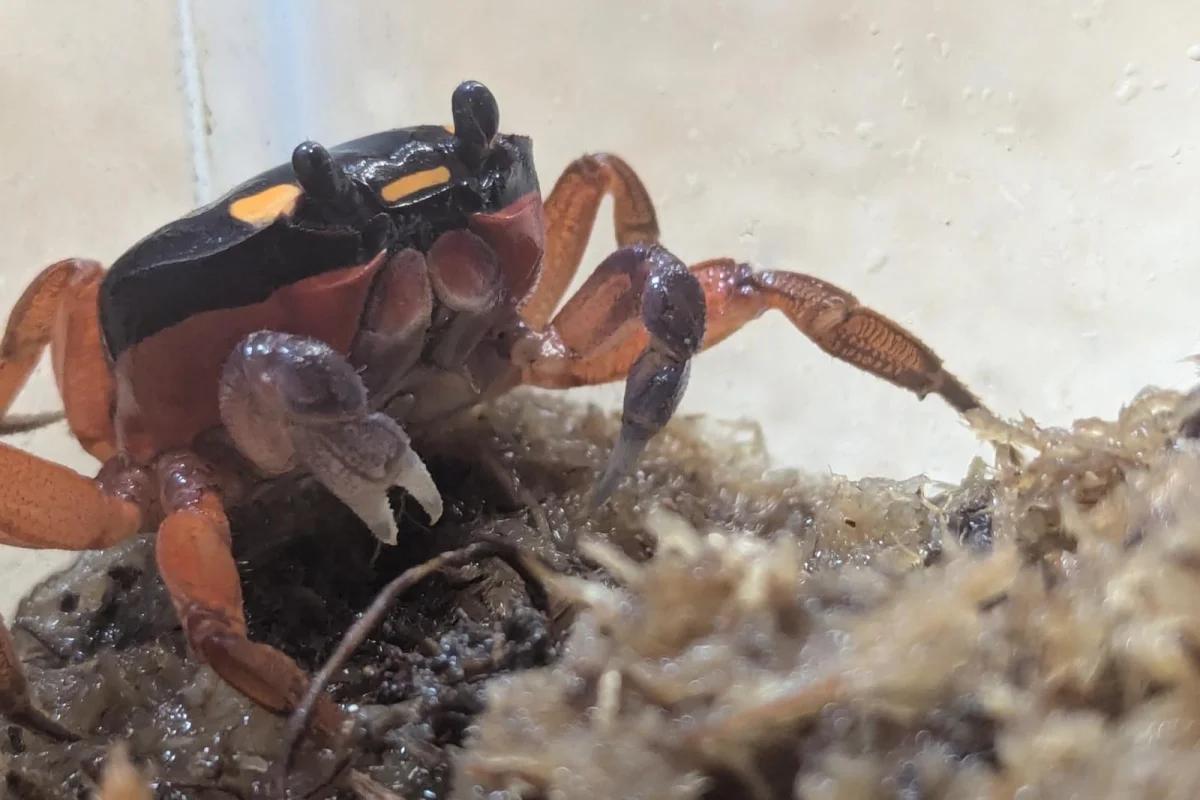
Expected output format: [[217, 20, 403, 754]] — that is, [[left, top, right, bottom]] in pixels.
[[229, 183, 302, 226], [380, 166, 451, 203]]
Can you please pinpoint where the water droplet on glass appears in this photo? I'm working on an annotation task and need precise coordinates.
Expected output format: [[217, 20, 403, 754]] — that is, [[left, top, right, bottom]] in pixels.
[[739, 219, 759, 243], [865, 250, 889, 274], [1114, 78, 1141, 104]]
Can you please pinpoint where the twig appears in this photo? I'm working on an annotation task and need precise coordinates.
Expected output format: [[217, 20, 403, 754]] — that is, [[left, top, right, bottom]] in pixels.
[[346, 770, 404, 799], [275, 535, 550, 793], [475, 447, 554, 543], [0, 411, 65, 435]]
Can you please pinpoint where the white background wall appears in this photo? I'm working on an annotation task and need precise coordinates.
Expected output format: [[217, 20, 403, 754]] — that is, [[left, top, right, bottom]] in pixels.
[[2, 0, 1200, 615]]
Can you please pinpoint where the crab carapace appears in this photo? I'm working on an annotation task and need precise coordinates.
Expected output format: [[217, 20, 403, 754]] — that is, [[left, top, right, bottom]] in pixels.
[[0, 81, 982, 739]]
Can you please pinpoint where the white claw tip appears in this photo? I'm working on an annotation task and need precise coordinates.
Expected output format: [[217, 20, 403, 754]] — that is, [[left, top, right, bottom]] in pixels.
[[397, 449, 444, 526]]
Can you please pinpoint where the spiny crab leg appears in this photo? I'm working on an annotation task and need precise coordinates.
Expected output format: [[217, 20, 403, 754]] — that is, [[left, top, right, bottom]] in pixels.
[[0, 442, 151, 741], [0, 258, 117, 459], [522, 153, 660, 329], [519, 250, 981, 504], [153, 451, 347, 736]]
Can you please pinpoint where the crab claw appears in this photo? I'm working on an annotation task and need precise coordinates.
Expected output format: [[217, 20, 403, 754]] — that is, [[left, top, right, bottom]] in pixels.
[[293, 413, 442, 545], [220, 331, 443, 545], [391, 446, 444, 530]]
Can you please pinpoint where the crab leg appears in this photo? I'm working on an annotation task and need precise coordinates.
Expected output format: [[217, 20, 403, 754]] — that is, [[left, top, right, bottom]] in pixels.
[[153, 452, 346, 735], [520, 250, 981, 502], [690, 259, 982, 412], [0, 258, 117, 459], [0, 448, 149, 739], [519, 244, 705, 504], [525, 257, 981, 413], [522, 154, 660, 329]]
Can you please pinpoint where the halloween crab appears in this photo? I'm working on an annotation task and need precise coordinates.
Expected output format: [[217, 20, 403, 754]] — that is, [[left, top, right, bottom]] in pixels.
[[0, 81, 982, 738]]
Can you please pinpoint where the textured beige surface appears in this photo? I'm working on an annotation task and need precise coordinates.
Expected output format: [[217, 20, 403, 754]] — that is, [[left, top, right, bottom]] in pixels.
[[193, 0, 1200, 478], [0, 1, 192, 616], [2, 1, 1200, 616]]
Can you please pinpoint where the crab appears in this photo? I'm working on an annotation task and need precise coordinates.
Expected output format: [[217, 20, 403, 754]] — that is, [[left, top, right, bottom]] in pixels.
[[0, 81, 983, 739]]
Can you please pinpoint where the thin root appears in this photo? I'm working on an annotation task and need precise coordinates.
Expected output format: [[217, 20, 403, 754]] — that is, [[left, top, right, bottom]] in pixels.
[[274, 534, 553, 793], [0, 410, 64, 435]]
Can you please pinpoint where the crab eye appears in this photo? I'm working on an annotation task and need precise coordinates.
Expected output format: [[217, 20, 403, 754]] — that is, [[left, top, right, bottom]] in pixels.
[[292, 141, 355, 206], [451, 80, 499, 164], [291, 139, 371, 221]]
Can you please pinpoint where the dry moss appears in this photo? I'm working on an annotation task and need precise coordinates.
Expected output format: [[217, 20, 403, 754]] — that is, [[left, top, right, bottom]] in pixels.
[[456, 388, 1200, 799]]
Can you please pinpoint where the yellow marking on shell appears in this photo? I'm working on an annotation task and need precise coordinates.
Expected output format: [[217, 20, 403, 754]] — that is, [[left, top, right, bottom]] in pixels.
[[380, 166, 451, 203], [229, 183, 302, 226]]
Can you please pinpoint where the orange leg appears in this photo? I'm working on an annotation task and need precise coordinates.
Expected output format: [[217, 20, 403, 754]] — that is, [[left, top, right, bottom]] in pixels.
[[153, 452, 346, 736], [524, 257, 981, 413], [519, 250, 981, 502], [692, 260, 981, 412], [522, 154, 660, 329], [0, 259, 118, 460], [0, 446, 149, 739]]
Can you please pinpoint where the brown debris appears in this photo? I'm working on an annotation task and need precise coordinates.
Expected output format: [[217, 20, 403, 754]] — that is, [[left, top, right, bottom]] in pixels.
[[457, 387, 1200, 799], [96, 745, 150, 800]]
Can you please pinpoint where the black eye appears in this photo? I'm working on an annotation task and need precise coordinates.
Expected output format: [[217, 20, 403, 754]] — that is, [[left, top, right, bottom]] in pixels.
[[451, 81, 499, 164], [292, 141, 355, 207]]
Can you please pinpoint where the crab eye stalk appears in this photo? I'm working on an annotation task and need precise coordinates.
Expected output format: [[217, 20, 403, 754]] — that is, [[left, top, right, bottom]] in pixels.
[[451, 80, 499, 164], [292, 140, 358, 212]]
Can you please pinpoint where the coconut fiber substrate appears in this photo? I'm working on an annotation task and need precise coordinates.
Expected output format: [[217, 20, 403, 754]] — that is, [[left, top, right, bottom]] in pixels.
[[4, 385, 1200, 799]]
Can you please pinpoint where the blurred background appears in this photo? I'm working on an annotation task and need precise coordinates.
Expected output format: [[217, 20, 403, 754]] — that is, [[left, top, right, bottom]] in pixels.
[[2, 0, 1199, 613]]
